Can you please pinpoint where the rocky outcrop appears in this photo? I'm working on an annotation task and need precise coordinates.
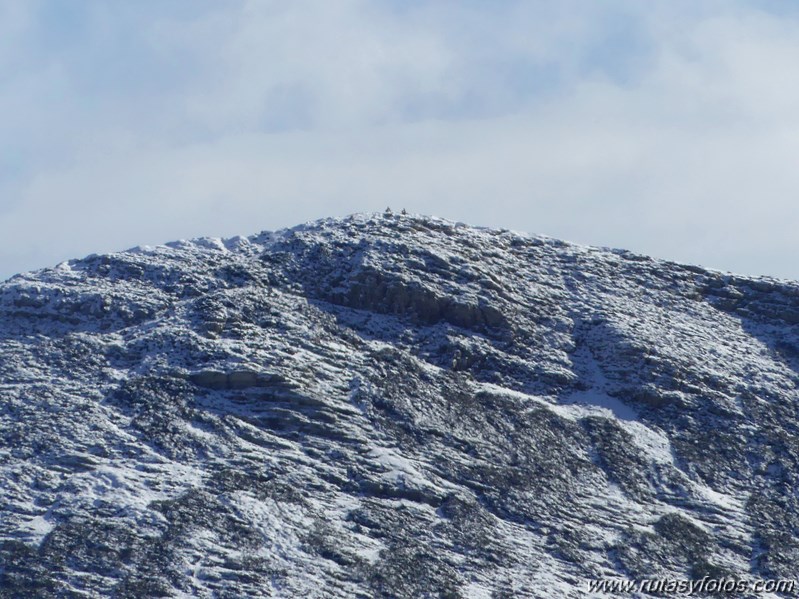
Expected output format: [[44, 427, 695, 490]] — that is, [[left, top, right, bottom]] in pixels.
[[189, 369, 291, 391]]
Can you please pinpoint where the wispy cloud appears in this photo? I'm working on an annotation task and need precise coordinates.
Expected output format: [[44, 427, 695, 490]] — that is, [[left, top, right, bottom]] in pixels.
[[3, 1, 799, 280]]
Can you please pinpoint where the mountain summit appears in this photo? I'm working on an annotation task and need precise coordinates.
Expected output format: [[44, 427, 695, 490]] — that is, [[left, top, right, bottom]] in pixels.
[[2, 213, 799, 597]]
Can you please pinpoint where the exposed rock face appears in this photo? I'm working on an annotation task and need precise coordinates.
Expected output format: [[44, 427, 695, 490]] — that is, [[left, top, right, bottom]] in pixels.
[[2, 213, 799, 597]]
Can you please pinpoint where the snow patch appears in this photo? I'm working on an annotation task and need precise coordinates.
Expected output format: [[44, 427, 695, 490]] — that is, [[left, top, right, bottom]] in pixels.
[[562, 389, 638, 421]]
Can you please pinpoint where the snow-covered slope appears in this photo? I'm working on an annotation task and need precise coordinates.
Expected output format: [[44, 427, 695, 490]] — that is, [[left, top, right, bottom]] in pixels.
[[2, 213, 799, 597]]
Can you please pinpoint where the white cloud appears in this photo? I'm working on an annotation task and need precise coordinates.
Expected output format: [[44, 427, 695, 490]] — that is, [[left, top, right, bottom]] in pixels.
[[3, 1, 799, 280]]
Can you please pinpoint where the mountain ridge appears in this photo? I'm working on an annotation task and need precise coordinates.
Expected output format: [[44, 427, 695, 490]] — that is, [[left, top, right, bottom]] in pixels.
[[2, 212, 799, 597]]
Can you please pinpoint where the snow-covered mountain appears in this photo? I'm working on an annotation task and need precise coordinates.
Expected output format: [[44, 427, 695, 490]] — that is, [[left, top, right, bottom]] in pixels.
[[2, 212, 799, 597]]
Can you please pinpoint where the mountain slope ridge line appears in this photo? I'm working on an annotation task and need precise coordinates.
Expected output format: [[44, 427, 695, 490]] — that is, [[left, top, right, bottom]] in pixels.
[[1, 212, 798, 597]]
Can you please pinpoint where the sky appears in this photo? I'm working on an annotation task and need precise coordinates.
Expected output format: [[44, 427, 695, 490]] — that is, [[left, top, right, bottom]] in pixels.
[[3, 0, 799, 281]]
